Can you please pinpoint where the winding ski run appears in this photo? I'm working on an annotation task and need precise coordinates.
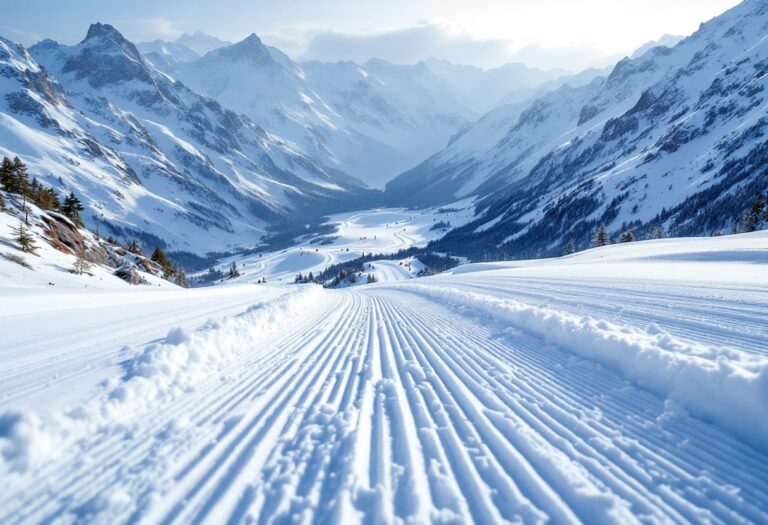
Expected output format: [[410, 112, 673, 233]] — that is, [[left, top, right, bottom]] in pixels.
[[3, 280, 767, 524]]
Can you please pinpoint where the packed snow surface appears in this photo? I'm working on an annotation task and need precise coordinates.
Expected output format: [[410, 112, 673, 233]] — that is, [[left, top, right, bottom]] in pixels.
[[1, 232, 767, 524]]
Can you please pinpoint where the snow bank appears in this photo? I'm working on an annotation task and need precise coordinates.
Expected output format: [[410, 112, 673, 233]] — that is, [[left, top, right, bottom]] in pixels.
[[0, 285, 327, 474], [404, 284, 768, 451]]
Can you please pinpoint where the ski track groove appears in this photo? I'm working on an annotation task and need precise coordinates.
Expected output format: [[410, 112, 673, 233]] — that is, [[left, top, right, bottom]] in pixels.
[[2, 283, 767, 524], [381, 292, 754, 523]]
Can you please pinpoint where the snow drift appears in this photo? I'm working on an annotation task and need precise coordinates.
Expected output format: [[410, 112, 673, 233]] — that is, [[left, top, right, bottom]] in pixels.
[[0, 286, 327, 474], [402, 284, 768, 451]]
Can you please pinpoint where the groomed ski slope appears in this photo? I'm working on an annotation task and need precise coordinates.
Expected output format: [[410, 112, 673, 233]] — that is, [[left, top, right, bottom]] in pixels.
[[1, 233, 767, 524]]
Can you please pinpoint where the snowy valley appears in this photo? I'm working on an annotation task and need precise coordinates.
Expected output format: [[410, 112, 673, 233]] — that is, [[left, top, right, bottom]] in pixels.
[[1, 0, 768, 524]]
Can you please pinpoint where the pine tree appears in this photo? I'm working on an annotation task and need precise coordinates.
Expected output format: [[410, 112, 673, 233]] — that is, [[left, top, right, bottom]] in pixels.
[[743, 194, 765, 232], [0, 157, 29, 195], [10, 157, 29, 197], [308, 271, 314, 282], [13, 221, 36, 254], [125, 239, 143, 255], [591, 223, 610, 247], [60, 192, 85, 226], [565, 239, 576, 255], [150, 246, 173, 276], [619, 229, 634, 243], [0, 192, 5, 211], [649, 225, 666, 239], [29, 177, 39, 199], [228, 261, 240, 278], [43, 187, 59, 210], [367, 273, 377, 284], [0, 157, 13, 191], [172, 265, 189, 288]]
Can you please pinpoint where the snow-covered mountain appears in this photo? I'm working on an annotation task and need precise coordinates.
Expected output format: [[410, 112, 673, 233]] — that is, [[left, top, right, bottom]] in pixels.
[[136, 40, 200, 71], [174, 32, 232, 56], [170, 35, 475, 188], [137, 32, 232, 71], [423, 58, 570, 113], [0, 24, 369, 253], [390, 0, 768, 258], [631, 34, 685, 59]]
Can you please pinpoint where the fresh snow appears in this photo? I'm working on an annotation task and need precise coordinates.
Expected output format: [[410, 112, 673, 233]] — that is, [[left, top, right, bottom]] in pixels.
[[2, 231, 767, 524], [214, 204, 475, 284]]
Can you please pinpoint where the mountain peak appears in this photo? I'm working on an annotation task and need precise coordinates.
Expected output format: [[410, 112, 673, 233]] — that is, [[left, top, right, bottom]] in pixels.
[[232, 33, 267, 53], [83, 23, 126, 44], [79, 22, 142, 61], [45, 22, 152, 89], [213, 33, 272, 63], [242, 33, 263, 45]]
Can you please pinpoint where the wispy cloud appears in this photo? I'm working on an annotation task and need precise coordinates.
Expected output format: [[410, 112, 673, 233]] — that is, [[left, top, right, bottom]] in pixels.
[[297, 23, 513, 69], [111, 17, 182, 42], [266, 22, 623, 71]]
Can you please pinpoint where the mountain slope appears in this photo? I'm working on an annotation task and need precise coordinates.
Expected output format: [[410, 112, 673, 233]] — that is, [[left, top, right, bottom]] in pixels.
[[136, 40, 200, 71], [174, 31, 232, 55], [0, 24, 370, 253], [391, 0, 768, 258], [423, 58, 570, 112], [172, 35, 475, 188]]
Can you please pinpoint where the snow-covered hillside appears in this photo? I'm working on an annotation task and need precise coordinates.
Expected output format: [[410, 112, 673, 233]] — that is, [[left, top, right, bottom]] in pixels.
[[201, 203, 475, 285], [0, 190, 177, 289], [387, 0, 768, 257], [136, 40, 200, 71], [169, 36, 475, 188], [1, 231, 766, 524], [0, 25, 370, 254]]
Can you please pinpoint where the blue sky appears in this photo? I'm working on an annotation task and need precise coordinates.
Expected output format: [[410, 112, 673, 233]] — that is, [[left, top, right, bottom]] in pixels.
[[1, 0, 741, 69]]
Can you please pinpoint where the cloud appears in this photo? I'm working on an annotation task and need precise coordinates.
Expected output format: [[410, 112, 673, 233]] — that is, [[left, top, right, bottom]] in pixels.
[[111, 18, 182, 42], [293, 22, 630, 72], [299, 23, 513, 69]]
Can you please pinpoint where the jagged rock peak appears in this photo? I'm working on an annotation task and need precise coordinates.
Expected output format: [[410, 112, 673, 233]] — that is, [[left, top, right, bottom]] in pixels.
[[83, 23, 127, 44], [241, 33, 264, 46]]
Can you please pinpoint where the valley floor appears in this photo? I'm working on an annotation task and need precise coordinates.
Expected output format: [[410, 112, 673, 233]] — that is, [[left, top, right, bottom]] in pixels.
[[1, 233, 767, 524]]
